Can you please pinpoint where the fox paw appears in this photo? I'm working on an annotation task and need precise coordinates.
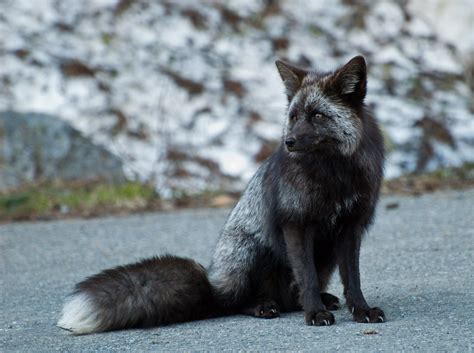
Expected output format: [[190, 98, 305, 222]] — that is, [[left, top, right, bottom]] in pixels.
[[321, 293, 340, 311], [245, 299, 280, 319], [352, 307, 385, 323], [305, 310, 335, 326]]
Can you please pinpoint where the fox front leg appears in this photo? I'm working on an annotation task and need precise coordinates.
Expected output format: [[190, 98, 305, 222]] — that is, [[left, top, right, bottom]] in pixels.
[[336, 227, 385, 323], [283, 225, 335, 326]]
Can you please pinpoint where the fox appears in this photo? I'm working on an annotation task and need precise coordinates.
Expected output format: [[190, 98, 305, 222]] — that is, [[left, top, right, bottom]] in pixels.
[[58, 55, 385, 334]]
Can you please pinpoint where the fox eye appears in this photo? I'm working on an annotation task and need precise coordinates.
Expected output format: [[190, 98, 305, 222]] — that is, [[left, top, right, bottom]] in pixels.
[[314, 113, 324, 119]]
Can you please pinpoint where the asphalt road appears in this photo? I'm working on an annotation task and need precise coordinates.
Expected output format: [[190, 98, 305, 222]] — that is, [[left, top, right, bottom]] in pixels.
[[1, 190, 473, 352]]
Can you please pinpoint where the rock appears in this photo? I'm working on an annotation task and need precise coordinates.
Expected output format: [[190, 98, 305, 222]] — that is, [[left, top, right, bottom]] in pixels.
[[60, 59, 96, 77], [0, 112, 126, 192], [161, 68, 205, 96]]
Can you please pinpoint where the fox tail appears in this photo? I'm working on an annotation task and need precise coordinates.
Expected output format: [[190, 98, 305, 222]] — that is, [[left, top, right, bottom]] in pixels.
[[57, 255, 219, 335]]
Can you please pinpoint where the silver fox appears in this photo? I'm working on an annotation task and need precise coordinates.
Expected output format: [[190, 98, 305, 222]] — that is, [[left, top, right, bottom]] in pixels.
[[58, 55, 385, 334]]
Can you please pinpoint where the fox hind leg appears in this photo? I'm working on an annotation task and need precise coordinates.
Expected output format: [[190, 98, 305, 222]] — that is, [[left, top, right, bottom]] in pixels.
[[243, 299, 280, 319], [321, 292, 340, 311]]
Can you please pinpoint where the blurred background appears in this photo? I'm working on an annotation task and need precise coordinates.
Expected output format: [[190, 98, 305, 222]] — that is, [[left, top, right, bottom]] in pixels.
[[0, 0, 473, 221]]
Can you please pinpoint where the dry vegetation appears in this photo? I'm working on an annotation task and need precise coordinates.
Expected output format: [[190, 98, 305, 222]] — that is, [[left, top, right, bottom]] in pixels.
[[1, 163, 473, 223]]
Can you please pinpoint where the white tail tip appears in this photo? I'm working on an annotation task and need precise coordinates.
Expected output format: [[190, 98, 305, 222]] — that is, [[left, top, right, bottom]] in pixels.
[[57, 293, 100, 335]]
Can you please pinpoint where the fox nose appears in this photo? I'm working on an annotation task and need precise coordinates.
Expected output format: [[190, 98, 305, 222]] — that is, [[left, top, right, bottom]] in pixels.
[[285, 137, 296, 148]]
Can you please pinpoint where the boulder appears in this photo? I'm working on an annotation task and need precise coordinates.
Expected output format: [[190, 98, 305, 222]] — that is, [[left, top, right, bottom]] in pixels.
[[0, 112, 126, 191]]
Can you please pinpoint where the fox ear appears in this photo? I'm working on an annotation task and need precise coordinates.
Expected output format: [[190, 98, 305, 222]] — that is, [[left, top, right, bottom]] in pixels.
[[275, 60, 308, 100], [332, 55, 367, 100]]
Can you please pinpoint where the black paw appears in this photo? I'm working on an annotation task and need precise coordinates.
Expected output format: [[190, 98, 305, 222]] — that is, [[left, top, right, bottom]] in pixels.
[[321, 293, 340, 311], [352, 307, 385, 323], [246, 299, 280, 319], [305, 310, 335, 326]]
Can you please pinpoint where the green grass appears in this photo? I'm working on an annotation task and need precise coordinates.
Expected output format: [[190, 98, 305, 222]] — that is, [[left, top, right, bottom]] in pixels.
[[0, 182, 157, 221]]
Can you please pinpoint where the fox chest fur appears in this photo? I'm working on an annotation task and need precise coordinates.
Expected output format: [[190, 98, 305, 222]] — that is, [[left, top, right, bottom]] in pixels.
[[266, 149, 373, 234]]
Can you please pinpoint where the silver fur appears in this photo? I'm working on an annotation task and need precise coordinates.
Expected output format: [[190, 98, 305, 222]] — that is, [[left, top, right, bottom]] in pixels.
[[302, 85, 362, 156], [208, 165, 270, 301]]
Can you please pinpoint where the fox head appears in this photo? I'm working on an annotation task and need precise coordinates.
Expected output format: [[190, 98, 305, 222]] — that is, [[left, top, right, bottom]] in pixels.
[[275, 56, 367, 157]]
